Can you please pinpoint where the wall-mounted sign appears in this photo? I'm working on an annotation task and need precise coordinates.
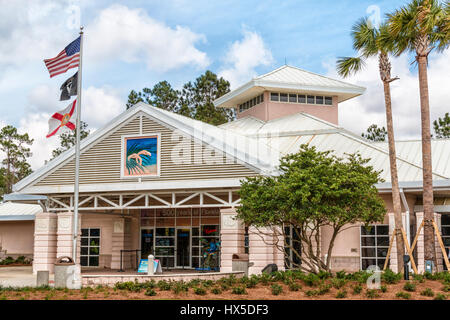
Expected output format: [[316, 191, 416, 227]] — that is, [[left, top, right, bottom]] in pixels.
[[121, 134, 161, 178]]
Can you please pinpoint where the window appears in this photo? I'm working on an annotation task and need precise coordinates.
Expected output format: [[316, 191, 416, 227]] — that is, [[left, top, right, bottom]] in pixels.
[[270, 92, 279, 101], [442, 215, 450, 270], [324, 96, 333, 105], [298, 94, 306, 103], [289, 94, 297, 103], [191, 224, 220, 269], [279, 93, 288, 102], [360, 225, 389, 270], [238, 94, 265, 113], [284, 225, 302, 269], [315, 96, 324, 104], [81, 228, 100, 267], [155, 227, 175, 268], [307, 95, 315, 104], [244, 226, 249, 254]]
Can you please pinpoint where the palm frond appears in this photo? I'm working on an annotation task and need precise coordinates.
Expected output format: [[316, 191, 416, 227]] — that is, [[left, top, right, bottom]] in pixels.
[[336, 56, 366, 78], [351, 17, 379, 57]]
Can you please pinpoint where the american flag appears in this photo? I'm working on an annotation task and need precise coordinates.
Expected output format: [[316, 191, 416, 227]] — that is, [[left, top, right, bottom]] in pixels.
[[44, 36, 80, 78]]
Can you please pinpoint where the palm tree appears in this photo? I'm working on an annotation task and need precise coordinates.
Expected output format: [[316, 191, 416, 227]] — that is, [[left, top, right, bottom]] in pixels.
[[387, 0, 449, 269], [337, 18, 405, 272]]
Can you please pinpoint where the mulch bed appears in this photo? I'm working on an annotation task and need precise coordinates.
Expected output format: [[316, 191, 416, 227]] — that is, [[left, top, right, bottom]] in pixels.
[[0, 279, 448, 300]]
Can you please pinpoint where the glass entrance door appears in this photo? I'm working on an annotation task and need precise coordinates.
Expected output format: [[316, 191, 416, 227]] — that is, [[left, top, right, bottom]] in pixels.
[[140, 228, 154, 259], [176, 228, 191, 268]]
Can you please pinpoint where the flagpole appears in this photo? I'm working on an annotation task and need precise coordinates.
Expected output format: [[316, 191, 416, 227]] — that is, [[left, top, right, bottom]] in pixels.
[[72, 26, 83, 262]]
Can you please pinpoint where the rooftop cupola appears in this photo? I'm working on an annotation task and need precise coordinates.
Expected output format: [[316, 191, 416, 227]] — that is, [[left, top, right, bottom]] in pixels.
[[213, 65, 365, 125]]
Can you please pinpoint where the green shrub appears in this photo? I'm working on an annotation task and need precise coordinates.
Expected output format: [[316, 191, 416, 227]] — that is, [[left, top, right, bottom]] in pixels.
[[352, 284, 363, 295], [172, 282, 189, 294], [305, 290, 318, 297], [412, 274, 425, 283], [193, 287, 207, 295], [157, 280, 171, 291], [403, 282, 416, 292], [420, 288, 434, 297], [220, 283, 230, 291], [317, 283, 331, 295], [434, 293, 447, 300], [188, 279, 201, 288], [331, 278, 347, 289], [335, 270, 347, 279], [380, 285, 387, 293], [202, 280, 214, 288], [145, 289, 157, 296], [211, 287, 222, 295], [142, 280, 156, 289], [0, 257, 15, 265], [288, 282, 301, 292], [365, 289, 380, 299], [395, 291, 411, 300], [271, 284, 283, 296], [245, 277, 259, 288], [424, 271, 434, 280], [442, 285, 450, 292], [317, 270, 332, 280], [303, 273, 320, 287], [335, 289, 347, 299], [231, 286, 247, 295], [382, 269, 402, 284], [259, 273, 272, 286]]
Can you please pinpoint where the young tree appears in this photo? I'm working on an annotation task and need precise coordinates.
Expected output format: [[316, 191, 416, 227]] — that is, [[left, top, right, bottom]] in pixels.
[[0, 125, 33, 197], [362, 124, 388, 141], [433, 112, 450, 138], [51, 121, 90, 159], [237, 145, 386, 273], [337, 18, 406, 272], [388, 0, 449, 267]]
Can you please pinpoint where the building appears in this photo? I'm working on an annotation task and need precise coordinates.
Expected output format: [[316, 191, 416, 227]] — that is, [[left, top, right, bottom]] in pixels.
[[5, 65, 450, 277]]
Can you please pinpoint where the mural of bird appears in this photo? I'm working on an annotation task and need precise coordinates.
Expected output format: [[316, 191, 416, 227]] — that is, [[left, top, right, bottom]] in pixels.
[[127, 150, 152, 166]]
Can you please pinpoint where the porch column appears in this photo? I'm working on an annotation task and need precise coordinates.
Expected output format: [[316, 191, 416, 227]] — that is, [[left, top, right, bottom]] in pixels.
[[56, 212, 81, 264], [33, 212, 57, 274], [248, 227, 284, 275], [111, 218, 131, 270], [387, 213, 399, 273], [415, 212, 443, 273], [220, 208, 245, 273]]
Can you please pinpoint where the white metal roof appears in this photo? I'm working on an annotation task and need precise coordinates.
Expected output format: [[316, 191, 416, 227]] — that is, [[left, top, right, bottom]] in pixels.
[[214, 65, 366, 108], [373, 139, 450, 178], [0, 202, 42, 220], [220, 113, 449, 183]]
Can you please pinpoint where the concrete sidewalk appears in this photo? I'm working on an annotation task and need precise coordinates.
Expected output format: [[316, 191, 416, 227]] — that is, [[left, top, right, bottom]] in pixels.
[[0, 266, 53, 288]]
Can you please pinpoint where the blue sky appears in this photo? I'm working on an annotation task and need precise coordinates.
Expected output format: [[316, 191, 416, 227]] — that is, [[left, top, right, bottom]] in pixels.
[[0, 0, 448, 169]]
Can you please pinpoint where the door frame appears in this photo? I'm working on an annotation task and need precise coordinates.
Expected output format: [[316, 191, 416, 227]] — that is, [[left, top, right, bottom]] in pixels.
[[139, 227, 155, 262], [175, 226, 192, 268]]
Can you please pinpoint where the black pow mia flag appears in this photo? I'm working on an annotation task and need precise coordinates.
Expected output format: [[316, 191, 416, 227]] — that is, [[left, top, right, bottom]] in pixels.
[[59, 72, 78, 101]]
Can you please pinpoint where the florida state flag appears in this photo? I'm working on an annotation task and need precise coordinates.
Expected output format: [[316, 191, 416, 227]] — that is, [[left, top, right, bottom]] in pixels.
[[46, 99, 77, 138]]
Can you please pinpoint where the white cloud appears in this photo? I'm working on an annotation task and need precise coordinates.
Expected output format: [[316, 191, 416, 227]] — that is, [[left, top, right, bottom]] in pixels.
[[86, 4, 210, 72], [324, 49, 450, 140], [82, 86, 124, 128], [219, 28, 273, 88]]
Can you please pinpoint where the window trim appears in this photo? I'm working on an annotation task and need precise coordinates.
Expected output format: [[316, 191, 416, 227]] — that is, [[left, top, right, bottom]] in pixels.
[[359, 224, 389, 271], [80, 227, 101, 267]]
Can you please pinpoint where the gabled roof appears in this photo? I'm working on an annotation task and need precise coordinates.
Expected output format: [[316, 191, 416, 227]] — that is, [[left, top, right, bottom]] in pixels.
[[13, 103, 280, 193], [214, 65, 366, 108], [220, 112, 449, 183]]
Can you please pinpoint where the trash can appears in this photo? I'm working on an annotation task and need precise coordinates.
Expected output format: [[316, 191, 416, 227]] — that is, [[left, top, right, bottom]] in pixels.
[[231, 254, 253, 276], [54, 256, 81, 289]]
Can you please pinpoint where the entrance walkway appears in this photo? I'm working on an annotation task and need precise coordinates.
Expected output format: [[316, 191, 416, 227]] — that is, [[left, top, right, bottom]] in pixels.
[[0, 266, 55, 288]]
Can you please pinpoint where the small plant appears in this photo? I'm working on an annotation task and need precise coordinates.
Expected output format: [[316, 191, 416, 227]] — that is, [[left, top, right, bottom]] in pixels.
[[288, 282, 301, 292], [335, 289, 347, 299], [365, 289, 380, 299], [157, 280, 171, 291], [271, 284, 283, 296], [420, 288, 434, 297], [193, 287, 207, 295], [317, 270, 332, 279], [172, 282, 189, 295], [245, 277, 258, 288], [211, 287, 222, 295], [352, 284, 363, 295], [331, 278, 347, 289], [305, 290, 318, 297], [382, 269, 402, 284], [220, 283, 230, 291], [412, 274, 425, 283], [317, 283, 331, 295], [434, 293, 447, 300], [380, 285, 387, 293], [231, 286, 247, 295], [335, 270, 347, 279], [303, 273, 320, 287], [145, 289, 157, 296], [202, 280, 214, 288], [395, 291, 411, 300], [403, 282, 416, 292], [442, 285, 450, 292]]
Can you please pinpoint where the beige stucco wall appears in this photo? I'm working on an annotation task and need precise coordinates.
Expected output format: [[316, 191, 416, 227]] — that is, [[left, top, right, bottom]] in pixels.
[[0, 221, 34, 256]]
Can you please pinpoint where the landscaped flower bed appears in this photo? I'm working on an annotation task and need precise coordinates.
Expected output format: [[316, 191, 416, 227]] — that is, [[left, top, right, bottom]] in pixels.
[[0, 269, 449, 300]]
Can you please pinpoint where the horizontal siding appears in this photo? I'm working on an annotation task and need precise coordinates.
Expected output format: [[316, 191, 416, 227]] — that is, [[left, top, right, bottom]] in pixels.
[[34, 113, 257, 187]]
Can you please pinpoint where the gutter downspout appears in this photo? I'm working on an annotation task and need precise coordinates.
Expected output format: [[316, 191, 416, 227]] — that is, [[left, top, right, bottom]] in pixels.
[[400, 188, 412, 272]]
